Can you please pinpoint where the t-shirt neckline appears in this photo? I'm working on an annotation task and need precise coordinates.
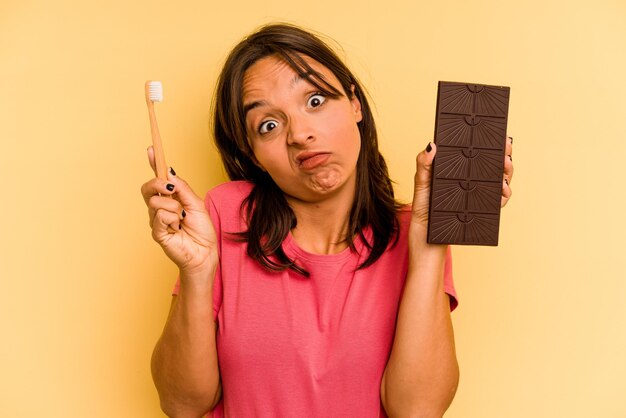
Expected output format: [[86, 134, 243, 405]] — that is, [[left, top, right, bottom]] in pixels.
[[282, 227, 371, 264]]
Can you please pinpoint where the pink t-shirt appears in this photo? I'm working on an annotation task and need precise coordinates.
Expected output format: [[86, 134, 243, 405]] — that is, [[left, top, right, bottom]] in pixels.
[[173, 181, 457, 417]]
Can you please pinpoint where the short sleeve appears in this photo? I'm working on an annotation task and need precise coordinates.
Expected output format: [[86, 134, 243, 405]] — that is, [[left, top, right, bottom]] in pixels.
[[443, 245, 458, 311], [171, 190, 223, 321]]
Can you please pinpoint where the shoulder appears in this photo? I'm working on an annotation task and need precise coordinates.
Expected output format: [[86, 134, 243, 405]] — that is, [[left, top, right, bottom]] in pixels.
[[204, 180, 254, 212], [203, 181, 254, 233], [395, 204, 413, 232], [207, 180, 254, 201]]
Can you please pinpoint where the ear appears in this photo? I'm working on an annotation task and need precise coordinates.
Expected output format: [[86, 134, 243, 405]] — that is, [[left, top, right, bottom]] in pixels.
[[349, 84, 363, 123]]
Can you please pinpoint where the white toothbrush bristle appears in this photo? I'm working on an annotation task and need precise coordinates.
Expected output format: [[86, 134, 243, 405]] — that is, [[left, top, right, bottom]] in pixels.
[[149, 81, 163, 102]]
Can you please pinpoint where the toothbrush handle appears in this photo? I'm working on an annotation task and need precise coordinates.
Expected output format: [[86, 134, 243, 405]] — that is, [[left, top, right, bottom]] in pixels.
[[147, 102, 168, 180]]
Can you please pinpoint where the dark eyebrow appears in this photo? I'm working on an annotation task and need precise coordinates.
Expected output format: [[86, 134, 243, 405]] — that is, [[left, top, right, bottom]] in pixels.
[[243, 72, 314, 117], [243, 100, 265, 118]]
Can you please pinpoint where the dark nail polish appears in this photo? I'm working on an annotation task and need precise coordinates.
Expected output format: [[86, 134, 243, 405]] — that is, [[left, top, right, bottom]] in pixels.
[[426, 142, 432, 153], [504, 178, 509, 185], [166, 183, 175, 192], [169, 167, 177, 176], [509, 136, 513, 144], [179, 224, 182, 230], [508, 154, 513, 162], [182, 209, 186, 218]]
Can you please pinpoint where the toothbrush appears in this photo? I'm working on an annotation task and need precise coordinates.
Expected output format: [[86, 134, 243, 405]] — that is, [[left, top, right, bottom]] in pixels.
[[145, 80, 168, 180]]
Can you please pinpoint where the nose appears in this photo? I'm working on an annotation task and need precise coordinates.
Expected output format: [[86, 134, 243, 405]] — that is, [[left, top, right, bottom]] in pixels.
[[287, 113, 314, 146]]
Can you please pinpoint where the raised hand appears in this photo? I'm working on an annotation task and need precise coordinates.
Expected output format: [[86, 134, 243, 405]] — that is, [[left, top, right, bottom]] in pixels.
[[140, 146, 218, 278], [410, 136, 515, 231]]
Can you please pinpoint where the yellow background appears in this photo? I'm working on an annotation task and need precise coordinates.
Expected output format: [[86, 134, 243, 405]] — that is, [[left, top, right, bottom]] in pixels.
[[2, 0, 625, 416]]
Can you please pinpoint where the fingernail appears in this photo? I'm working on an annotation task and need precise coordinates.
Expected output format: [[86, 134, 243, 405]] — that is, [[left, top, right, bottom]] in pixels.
[[509, 136, 513, 144], [179, 224, 182, 230], [166, 183, 175, 192], [504, 178, 509, 186], [426, 142, 432, 153], [508, 154, 513, 162], [169, 167, 177, 176], [182, 209, 186, 218]]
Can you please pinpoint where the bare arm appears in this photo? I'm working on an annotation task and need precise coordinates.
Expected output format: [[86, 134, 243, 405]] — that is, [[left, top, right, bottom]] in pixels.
[[141, 147, 222, 417], [151, 270, 222, 417], [381, 136, 514, 416], [380, 142, 459, 417], [380, 232, 458, 418]]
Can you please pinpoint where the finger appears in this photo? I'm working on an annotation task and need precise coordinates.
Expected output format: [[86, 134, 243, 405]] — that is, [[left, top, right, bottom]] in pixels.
[[147, 195, 185, 227], [141, 177, 177, 205], [501, 178, 512, 208], [152, 207, 182, 241], [503, 152, 514, 184], [503, 136, 514, 184], [415, 141, 437, 188], [165, 170, 206, 212], [505, 136, 513, 157], [147, 146, 158, 176]]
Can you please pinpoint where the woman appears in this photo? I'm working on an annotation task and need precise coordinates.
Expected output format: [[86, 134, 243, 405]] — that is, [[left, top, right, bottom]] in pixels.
[[141, 23, 514, 418]]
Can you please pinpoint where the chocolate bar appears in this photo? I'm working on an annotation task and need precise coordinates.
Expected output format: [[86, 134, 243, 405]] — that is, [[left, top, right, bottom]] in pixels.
[[427, 81, 510, 245]]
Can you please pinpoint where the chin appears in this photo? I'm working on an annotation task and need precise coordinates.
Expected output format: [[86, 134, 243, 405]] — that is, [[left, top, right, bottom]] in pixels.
[[309, 169, 344, 192]]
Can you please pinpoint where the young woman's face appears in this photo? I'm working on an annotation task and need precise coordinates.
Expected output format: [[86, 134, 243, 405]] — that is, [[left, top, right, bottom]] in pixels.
[[242, 54, 363, 204]]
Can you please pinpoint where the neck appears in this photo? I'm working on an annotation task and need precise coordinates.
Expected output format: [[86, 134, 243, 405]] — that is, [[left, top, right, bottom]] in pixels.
[[287, 191, 354, 255]]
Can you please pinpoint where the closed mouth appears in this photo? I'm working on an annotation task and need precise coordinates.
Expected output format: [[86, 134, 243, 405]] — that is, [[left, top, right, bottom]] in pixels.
[[296, 152, 331, 169]]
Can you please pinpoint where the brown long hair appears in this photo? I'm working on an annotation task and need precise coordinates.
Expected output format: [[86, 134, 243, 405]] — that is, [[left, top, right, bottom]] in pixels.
[[212, 23, 400, 276]]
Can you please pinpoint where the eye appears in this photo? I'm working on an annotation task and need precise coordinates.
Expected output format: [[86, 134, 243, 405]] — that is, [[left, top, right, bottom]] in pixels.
[[259, 120, 278, 134], [307, 93, 326, 108]]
